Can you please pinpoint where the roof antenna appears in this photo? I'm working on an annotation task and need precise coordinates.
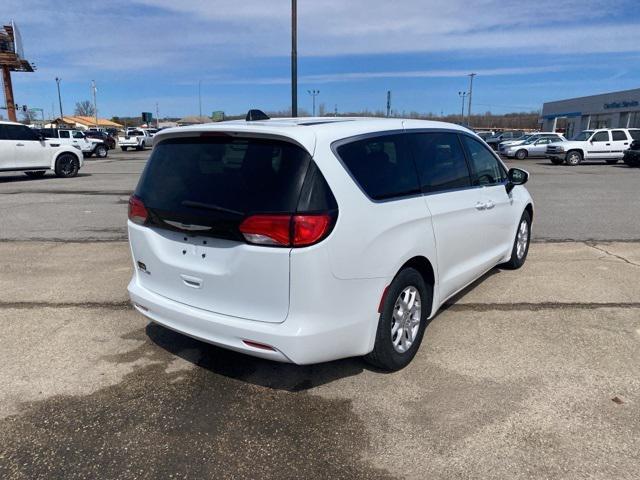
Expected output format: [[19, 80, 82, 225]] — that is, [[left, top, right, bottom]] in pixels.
[[246, 109, 270, 121]]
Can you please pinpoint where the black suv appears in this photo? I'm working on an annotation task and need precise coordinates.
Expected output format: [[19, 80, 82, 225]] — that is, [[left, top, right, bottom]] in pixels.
[[623, 140, 640, 167], [85, 130, 116, 149]]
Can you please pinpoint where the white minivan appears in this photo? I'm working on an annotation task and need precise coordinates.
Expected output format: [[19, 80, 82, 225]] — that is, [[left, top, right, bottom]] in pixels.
[[128, 114, 533, 370]]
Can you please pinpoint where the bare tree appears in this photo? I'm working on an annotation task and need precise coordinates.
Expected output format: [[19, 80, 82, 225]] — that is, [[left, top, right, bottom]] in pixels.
[[74, 100, 96, 117]]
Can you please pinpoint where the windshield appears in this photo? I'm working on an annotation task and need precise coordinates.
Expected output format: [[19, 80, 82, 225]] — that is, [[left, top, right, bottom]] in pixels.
[[136, 136, 312, 220], [572, 131, 593, 141]]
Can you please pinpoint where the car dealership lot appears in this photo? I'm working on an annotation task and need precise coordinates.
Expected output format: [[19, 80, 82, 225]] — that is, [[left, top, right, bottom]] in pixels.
[[1, 151, 640, 479]]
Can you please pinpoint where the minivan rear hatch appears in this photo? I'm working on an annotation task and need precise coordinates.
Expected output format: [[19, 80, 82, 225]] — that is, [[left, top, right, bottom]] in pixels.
[[129, 133, 315, 323]]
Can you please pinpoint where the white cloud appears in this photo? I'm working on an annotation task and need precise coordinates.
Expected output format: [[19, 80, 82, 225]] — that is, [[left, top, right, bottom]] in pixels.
[[219, 65, 574, 85], [5, 0, 640, 79]]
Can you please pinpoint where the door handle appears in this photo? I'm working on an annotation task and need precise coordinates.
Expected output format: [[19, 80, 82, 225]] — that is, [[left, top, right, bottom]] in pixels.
[[16, 143, 24, 147], [606, 143, 611, 146], [485, 200, 495, 209], [475, 202, 486, 211]]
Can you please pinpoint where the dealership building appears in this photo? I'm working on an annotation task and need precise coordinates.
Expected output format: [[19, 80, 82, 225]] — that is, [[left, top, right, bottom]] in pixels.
[[541, 87, 640, 138]]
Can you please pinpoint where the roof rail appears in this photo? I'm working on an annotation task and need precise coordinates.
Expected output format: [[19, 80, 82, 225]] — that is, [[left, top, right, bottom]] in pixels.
[[246, 109, 270, 121]]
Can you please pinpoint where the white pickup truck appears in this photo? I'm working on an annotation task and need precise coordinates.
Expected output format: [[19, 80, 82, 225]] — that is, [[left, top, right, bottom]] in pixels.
[[118, 129, 153, 151], [546, 128, 640, 165]]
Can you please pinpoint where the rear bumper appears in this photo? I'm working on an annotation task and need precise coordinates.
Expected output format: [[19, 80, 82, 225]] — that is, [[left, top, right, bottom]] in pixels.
[[128, 273, 385, 365]]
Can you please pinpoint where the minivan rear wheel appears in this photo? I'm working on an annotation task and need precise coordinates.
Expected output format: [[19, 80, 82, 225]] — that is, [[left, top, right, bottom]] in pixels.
[[365, 268, 431, 371], [501, 210, 531, 270]]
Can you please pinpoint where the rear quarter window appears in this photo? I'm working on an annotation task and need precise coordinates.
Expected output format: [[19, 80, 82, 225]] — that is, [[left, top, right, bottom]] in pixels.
[[334, 133, 420, 200]]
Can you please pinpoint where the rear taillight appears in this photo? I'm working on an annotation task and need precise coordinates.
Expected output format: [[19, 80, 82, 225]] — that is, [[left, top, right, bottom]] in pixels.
[[293, 215, 332, 246], [239, 214, 333, 247], [128, 195, 148, 225], [239, 215, 291, 246]]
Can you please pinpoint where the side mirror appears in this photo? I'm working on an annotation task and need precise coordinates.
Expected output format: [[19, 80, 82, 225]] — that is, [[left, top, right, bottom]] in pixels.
[[505, 168, 529, 194], [38, 133, 45, 141]]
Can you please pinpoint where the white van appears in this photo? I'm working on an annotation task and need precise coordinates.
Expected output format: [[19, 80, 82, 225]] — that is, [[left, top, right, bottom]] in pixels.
[[127, 114, 533, 370]]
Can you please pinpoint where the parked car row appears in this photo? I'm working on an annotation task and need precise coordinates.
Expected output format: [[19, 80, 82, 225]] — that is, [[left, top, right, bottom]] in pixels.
[[492, 127, 640, 166]]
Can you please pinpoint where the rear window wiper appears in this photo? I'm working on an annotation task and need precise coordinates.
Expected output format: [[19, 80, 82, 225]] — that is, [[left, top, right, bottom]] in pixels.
[[181, 200, 244, 216]]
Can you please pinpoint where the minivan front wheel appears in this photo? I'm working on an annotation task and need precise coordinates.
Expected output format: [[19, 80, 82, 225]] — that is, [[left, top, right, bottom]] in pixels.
[[501, 210, 531, 270], [365, 268, 431, 371]]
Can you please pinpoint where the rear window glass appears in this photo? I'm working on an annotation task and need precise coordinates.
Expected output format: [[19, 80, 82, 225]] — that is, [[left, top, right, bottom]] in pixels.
[[135, 136, 312, 217], [335, 134, 420, 200]]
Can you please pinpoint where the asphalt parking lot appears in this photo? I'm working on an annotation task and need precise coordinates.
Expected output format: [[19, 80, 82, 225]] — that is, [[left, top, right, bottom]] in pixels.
[[1, 151, 640, 479]]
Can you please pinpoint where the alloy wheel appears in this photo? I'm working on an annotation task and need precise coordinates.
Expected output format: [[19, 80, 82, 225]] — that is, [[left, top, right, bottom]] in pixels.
[[391, 286, 421, 354], [516, 219, 529, 259]]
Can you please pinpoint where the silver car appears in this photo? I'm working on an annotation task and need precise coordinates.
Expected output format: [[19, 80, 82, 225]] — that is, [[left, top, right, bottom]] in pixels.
[[503, 134, 566, 159]]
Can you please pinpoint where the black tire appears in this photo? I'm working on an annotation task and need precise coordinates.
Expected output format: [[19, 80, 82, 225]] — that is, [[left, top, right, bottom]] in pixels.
[[54, 153, 80, 178], [605, 159, 618, 165], [95, 144, 108, 158], [515, 149, 528, 160], [25, 170, 46, 178], [121, 147, 128, 151], [136, 142, 145, 151], [565, 150, 582, 166], [365, 268, 432, 371], [550, 158, 564, 165], [501, 210, 531, 270]]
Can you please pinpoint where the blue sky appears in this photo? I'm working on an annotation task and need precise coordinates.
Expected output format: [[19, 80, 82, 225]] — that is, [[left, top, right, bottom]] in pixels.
[[3, 0, 640, 119]]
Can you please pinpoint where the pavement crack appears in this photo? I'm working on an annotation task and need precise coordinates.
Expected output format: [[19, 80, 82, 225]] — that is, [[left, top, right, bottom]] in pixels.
[[442, 302, 640, 312], [0, 301, 132, 310], [585, 242, 640, 268]]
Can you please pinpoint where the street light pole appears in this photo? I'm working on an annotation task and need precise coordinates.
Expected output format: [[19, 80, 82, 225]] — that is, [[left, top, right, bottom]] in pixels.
[[291, 0, 298, 117], [307, 89, 319, 116], [458, 91, 467, 124], [55, 77, 63, 120], [91, 80, 98, 127], [467, 73, 476, 126], [198, 80, 202, 119]]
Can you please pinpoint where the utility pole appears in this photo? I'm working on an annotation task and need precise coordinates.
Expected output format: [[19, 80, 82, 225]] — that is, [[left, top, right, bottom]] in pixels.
[[386, 90, 392, 117], [307, 89, 319, 116], [55, 77, 63, 120], [91, 80, 98, 127], [458, 91, 468, 124], [467, 73, 476, 127], [1, 66, 16, 121], [291, 0, 298, 117], [198, 80, 202, 119], [155, 102, 160, 128], [334, 104, 338, 117]]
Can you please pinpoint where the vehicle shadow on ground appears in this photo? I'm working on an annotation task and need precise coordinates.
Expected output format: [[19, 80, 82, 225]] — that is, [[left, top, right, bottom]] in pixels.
[[146, 268, 503, 392], [146, 322, 369, 392], [0, 173, 91, 183]]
